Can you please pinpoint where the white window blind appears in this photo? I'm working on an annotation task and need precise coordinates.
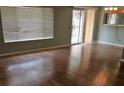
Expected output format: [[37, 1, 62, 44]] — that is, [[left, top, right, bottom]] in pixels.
[[1, 7, 54, 43]]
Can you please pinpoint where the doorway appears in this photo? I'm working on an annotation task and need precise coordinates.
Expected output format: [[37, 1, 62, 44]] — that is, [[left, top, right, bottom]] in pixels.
[[71, 9, 85, 44], [71, 8, 96, 45]]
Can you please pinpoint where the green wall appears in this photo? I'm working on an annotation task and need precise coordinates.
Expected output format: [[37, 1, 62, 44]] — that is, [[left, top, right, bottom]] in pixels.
[[95, 7, 124, 45], [0, 7, 73, 55]]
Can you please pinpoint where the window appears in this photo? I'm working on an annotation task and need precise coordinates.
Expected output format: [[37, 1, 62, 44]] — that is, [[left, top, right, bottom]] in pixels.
[[1, 7, 54, 43]]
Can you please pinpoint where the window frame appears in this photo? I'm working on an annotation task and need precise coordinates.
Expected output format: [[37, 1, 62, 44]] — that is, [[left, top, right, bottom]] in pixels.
[[0, 6, 54, 43]]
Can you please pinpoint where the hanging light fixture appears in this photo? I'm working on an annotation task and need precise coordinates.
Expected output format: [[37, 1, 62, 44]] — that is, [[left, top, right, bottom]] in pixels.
[[104, 7, 118, 11], [109, 7, 113, 10], [104, 8, 108, 10], [113, 7, 118, 10]]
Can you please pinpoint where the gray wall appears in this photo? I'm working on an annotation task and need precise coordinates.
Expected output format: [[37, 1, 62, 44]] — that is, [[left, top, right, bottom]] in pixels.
[[95, 7, 124, 45], [0, 7, 73, 55]]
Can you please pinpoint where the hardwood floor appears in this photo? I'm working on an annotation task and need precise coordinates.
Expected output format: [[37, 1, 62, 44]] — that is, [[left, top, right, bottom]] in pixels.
[[0, 43, 123, 86]]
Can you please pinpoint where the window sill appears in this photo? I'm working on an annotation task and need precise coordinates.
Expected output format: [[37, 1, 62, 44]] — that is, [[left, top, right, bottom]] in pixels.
[[4, 37, 54, 43]]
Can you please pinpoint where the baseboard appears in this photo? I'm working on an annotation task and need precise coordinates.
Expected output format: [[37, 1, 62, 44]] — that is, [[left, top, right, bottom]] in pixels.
[[0, 41, 115, 57], [95, 40, 124, 47], [0, 44, 71, 57]]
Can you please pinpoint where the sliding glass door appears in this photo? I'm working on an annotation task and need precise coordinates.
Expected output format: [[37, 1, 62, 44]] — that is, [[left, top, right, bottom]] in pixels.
[[71, 9, 85, 44]]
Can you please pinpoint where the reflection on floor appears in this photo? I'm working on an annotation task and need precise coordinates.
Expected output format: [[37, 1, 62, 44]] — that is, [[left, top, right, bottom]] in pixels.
[[114, 60, 124, 85], [0, 43, 123, 85]]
